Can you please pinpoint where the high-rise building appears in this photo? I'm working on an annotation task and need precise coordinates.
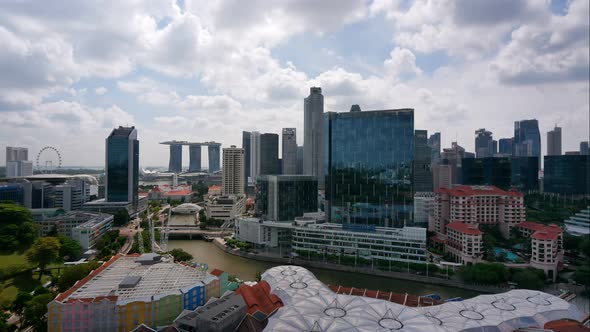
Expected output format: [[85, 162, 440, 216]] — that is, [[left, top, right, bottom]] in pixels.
[[498, 138, 513, 155], [168, 144, 182, 173], [5, 147, 33, 178], [475, 128, 495, 158], [222, 146, 245, 196], [255, 175, 318, 221], [511, 156, 539, 192], [296, 146, 304, 175], [325, 108, 414, 227], [430, 185, 525, 238], [105, 126, 139, 204], [54, 180, 89, 211], [281, 128, 297, 175], [428, 132, 441, 165], [514, 120, 541, 165], [188, 145, 202, 172], [260, 133, 279, 175], [441, 142, 468, 185], [544, 155, 590, 195], [432, 164, 452, 190], [414, 130, 432, 192], [208, 144, 221, 173], [547, 126, 562, 156], [462, 157, 512, 189], [580, 141, 589, 155], [242, 131, 251, 186], [250, 132, 261, 182], [303, 87, 324, 188]]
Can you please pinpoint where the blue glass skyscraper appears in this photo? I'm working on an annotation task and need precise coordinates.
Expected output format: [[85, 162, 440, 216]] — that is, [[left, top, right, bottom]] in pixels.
[[514, 119, 541, 159], [325, 108, 414, 228], [106, 126, 138, 204]]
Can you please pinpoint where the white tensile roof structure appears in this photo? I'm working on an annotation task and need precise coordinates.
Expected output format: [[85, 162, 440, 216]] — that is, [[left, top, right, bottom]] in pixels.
[[261, 266, 582, 332]]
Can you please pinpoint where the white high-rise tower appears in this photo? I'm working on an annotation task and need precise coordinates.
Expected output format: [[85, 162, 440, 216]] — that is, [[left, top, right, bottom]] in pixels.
[[303, 87, 324, 189]]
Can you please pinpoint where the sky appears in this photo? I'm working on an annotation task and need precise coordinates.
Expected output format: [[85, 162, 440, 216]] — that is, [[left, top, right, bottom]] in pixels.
[[0, 0, 588, 168]]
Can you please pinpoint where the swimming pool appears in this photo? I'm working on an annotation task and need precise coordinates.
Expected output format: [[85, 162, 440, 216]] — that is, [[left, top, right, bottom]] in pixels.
[[493, 247, 520, 262]]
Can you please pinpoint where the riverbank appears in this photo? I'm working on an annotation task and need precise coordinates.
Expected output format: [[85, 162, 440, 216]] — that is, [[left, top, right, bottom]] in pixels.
[[212, 238, 507, 295]]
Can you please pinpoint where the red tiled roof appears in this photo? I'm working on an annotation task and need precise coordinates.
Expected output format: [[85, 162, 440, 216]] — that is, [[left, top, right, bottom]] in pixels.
[[532, 231, 559, 240], [210, 269, 225, 277], [209, 185, 221, 190], [430, 235, 447, 243], [517, 222, 563, 234], [235, 281, 283, 315], [447, 222, 482, 235], [544, 319, 590, 332], [164, 189, 192, 196], [436, 185, 523, 197]]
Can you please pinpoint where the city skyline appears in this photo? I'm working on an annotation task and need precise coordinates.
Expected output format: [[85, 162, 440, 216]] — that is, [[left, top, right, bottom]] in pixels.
[[0, 0, 588, 167]]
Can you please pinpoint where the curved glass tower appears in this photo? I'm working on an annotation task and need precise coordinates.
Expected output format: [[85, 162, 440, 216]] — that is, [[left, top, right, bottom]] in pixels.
[[106, 126, 138, 204]]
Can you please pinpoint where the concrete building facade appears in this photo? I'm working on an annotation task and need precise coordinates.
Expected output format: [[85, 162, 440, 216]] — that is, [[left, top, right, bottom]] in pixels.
[[547, 126, 562, 156], [221, 146, 245, 196], [281, 128, 297, 175], [303, 87, 324, 188], [444, 221, 483, 265]]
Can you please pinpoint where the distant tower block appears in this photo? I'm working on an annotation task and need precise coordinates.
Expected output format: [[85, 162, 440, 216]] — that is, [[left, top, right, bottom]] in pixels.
[[208, 144, 221, 173], [189, 145, 202, 172], [168, 144, 182, 173], [160, 141, 222, 174]]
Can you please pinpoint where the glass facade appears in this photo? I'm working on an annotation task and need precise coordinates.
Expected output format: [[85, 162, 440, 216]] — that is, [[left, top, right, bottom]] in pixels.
[[510, 156, 539, 192], [106, 127, 138, 203], [544, 155, 590, 195], [461, 157, 511, 190], [325, 109, 414, 228], [208, 145, 220, 173], [260, 133, 279, 175], [256, 175, 318, 221], [414, 130, 432, 192]]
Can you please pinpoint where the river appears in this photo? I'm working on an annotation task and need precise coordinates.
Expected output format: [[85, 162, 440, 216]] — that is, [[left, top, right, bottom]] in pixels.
[[168, 240, 479, 300]]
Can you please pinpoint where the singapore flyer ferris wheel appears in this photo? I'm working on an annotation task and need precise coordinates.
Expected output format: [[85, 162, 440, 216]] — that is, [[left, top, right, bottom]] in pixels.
[[36, 146, 62, 173]]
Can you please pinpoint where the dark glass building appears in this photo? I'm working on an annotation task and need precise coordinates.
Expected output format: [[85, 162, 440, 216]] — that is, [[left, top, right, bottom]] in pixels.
[[325, 108, 414, 228], [260, 133, 279, 175], [514, 120, 541, 167], [106, 126, 139, 203], [461, 157, 512, 189], [208, 145, 221, 173], [255, 175, 318, 221], [168, 144, 182, 173], [242, 131, 251, 187], [414, 130, 432, 192], [0, 184, 24, 205], [498, 138, 513, 155], [511, 156, 539, 192], [428, 132, 441, 165], [544, 155, 590, 195]]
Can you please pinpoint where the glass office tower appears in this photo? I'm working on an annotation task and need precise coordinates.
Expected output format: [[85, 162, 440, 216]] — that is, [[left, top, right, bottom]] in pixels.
[[255, 175, 318, 221], [461, 157, 511, 190], [106, 126, 139, 203], [325, 108, 414, 228], [544, 155, 589, 195]]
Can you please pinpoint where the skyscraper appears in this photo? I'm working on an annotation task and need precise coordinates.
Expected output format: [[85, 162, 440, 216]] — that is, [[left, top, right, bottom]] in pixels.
[[547, 126, 562, 156], [498, 138, 513, 155], [281, 128, 297, 175], [544, 155, 589, 195], [208, 144, 221, 173], [105, 126, 138, 204], [255, 175, 318, 221], [250, 132, 261, 182], [168, 144, 182, 173], [414, 130, 432, 192], [260, 133, 279, 175], [514, 119, 541, 162], [580, 141, 589, 155], [441, 142, 468, 185], [242, 131, 251, 186], [188, 145, 202, 172], [5, 147, 33, 178], [325, 108, 414, 227], [303, 87, 324, 188], [222, 146, 245, 195], [475, 128, 495, 158], [296, 146, 304, 175], [428, 132, 441, 165]]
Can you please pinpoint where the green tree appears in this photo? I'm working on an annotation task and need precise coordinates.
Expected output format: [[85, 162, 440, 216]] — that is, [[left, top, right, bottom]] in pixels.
[[23, 293, 54, 332], [573, 264, 590, 292], [47, 224, 58, 237], [167, 248, 193, 262], [511, 268, 544, 290], [0, 203, 38, 251], [0, 310, 15, 332], [57, 262, 100, 292], [579, 237, 590, 260], [57, 235, 81, 261], [11, 291, 33, 328], [198, 209, 207, 224], [26, 237, 61, 280], [113, 209, 131, 226]]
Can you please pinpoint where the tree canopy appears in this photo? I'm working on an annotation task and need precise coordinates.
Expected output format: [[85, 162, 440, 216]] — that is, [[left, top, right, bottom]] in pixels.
[[0, 203, 38, 251], [57, 235, 81, 261], [57, 261, 100, 292], [26, 237, 61, 279], [113, 209, 131, 226], [167, 248, 193, 262]]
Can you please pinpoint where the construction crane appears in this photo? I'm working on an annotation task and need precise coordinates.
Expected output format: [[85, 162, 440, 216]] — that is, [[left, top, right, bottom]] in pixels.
[[160, 205, 171, 251]]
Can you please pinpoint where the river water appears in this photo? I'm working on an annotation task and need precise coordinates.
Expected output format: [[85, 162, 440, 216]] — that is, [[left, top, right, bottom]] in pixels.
[[168, 240, 479, 300]]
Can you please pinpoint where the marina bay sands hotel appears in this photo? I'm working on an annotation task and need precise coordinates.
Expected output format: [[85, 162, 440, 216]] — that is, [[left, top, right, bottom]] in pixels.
[[160, 141, 221, 173]]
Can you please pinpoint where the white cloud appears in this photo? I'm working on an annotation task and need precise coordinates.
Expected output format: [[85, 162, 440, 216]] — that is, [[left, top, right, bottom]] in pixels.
[[95, 87, 108, 95]]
